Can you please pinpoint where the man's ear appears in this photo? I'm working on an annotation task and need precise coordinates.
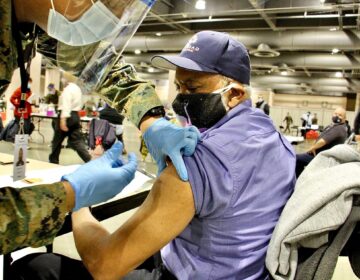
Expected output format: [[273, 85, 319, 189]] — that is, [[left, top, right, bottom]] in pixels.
[[227, 85, 246, 109]]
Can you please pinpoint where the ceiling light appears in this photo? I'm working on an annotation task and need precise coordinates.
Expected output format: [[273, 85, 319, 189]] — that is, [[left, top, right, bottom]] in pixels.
[[320, 0, 326, 3], [281, 71, 288, 76], [345, 13, 360, 17], [155, 32, 162, 37], [249, 43, 280, 58], [195, 0, 206, 10], [332, 48, 339, 54], [329, 27, 337, 31], [335, 71, 342, 78], [148, 67, 155, 73], [134, 49, 141, 55]]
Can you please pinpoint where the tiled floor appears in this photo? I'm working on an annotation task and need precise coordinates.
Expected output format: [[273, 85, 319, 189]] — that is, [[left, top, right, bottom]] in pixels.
[[0, 121, 358, 279]]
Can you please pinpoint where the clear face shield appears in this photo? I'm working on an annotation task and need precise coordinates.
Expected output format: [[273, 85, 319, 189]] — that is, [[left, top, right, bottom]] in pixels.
[[40, 0, 156, 94]]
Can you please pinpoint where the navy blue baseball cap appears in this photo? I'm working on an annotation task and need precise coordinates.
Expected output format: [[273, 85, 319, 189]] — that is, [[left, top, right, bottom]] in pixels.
[[151, 31, 251, 85]]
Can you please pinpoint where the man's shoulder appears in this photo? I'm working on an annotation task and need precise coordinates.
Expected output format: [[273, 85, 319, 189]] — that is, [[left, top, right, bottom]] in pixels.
[[330, 123, 347, 132]]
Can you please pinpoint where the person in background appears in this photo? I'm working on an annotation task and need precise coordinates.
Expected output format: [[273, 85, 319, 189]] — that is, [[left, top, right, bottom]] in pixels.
[[0, 0, 199, 255], [44, 83, 61, 131], [10, 77, 34, 135], [44, 83, 61, 110], [283, 112, 293, 134], [13, 31, 296, 280], [300, 111, 312, 137], [255, 94, 270, 115], [295, 107, 347, 178], [312, 113, 318, 125], [49, 75, 91, 164]]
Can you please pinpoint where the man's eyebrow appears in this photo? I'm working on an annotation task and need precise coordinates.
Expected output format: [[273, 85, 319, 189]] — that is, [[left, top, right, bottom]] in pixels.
[[175, 78, 200, 85]]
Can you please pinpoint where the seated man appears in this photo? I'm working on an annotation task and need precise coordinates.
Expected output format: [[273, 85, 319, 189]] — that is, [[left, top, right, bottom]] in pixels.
[[11, 31, 296, 280], [296, 107, 347, 178]]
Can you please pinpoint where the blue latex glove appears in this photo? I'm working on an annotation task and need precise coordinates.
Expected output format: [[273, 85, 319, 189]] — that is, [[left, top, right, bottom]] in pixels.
[[143, 118, 201, 181], [62, 142, 137, 211]]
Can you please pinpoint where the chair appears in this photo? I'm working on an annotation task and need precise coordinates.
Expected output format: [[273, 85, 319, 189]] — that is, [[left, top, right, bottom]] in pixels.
[[345, 132, 356, 145]]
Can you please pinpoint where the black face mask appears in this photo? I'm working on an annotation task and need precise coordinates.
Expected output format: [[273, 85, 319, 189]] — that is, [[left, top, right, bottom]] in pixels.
[[172, 93, 227, 130], [332, 116, 342, 124]]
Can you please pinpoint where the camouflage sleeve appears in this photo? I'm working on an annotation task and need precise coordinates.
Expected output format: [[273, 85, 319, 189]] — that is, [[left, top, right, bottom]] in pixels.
[[0, 182, 67, 254], [98, 63, 163, 128]]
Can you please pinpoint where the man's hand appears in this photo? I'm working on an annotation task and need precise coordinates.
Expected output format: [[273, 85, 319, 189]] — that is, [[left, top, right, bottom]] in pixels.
[[307, 138, 327, 157], [142, 118, 201, 181], [60, 118, 69, 132], [307, 148, 316, 156], [62, 142, 137, 211]]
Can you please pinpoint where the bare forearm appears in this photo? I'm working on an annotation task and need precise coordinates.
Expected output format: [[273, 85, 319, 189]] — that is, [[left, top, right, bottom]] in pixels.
[[72, 208, 111, 278], [139, 116, 161, 134], [308, 138, 326, 154]]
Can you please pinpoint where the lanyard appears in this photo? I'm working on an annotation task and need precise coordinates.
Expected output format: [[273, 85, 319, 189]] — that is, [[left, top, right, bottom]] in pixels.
[[11, 3, 37, 133]]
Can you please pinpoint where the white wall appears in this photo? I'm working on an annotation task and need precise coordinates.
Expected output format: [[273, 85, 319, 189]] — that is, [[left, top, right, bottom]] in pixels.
[[272, 93, 347, 110]]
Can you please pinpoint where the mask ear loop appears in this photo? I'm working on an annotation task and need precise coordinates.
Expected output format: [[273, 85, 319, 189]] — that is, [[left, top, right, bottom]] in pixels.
[[183, 100, 192, 126], [215, 83, 236, 111], [213, 83, 236, 95], [49, 0, 55, 10]]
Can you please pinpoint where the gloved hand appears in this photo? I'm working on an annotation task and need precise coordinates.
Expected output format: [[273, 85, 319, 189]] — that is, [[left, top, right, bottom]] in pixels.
[[143, 118, 201, 181], [62, 142, 137, 211]]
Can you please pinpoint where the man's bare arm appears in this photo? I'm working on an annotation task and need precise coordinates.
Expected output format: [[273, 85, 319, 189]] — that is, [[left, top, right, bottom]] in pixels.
[[72, 164, 195, 280], [307, 138, 327, 155]]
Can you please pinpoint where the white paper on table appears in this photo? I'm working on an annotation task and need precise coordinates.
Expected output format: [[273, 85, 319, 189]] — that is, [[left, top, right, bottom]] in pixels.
[[0, 165, 154, 201]]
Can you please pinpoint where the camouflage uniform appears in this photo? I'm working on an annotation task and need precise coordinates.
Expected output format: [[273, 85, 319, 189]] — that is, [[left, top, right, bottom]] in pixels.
[[0, 0, 67, 254]]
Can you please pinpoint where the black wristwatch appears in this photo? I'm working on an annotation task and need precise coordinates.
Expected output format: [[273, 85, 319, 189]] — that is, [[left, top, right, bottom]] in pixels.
[[144, 106, 166, 118], [139, 106, 166, 128]]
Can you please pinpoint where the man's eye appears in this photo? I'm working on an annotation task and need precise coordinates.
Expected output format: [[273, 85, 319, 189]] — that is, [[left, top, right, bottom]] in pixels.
[[187, 87, 198, 92]]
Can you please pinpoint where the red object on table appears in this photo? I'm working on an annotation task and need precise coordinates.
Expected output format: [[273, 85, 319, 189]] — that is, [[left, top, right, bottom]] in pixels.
[[78, 110, 86, 117], [306, 130, 319, 139]]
